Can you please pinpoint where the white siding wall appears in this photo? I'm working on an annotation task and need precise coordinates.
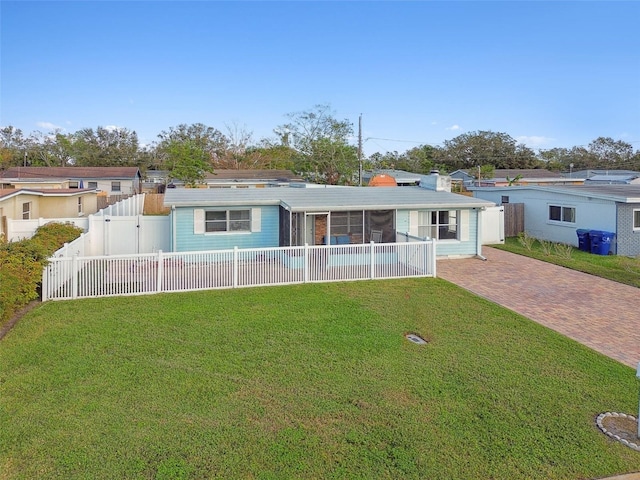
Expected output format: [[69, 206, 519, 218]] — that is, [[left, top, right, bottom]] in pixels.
[[473, 188, 616, 247]]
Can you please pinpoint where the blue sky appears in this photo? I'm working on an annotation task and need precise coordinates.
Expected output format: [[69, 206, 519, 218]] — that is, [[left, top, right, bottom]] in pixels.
[[2, 1, 639, 156]]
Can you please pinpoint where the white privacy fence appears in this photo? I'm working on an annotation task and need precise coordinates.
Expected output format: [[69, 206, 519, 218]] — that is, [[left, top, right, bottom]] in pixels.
[[49, 194, 171, 257], [42, 240, 436, 301]]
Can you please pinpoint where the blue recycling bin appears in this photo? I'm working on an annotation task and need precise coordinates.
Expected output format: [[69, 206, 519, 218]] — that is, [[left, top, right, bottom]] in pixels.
[[576, 229, 590, 252], [589, 230, 614, 255]]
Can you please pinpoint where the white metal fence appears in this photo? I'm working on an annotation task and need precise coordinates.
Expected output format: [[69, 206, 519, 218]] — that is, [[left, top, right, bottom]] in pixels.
[[42, 240, 436, 301]]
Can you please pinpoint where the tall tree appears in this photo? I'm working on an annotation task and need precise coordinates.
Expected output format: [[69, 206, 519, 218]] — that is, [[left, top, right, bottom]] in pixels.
[[154, 123, 228, 184], [156, 123, 228, 167], [588, 137, 633, 166], [0, 126, 27, 169], [278, 104, 357, 184], [70, 127, 140, 166], [437, 131, 538, 170], [213, 122, 254, 169], [165, 140, 212, 187]]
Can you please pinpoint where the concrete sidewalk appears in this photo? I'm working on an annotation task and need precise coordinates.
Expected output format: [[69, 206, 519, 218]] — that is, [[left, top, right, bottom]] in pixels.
[[436, 247, 640, 368]]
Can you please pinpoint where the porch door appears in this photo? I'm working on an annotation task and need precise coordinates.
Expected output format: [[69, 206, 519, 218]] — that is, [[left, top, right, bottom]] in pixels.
[[305, 213, 329, 246]]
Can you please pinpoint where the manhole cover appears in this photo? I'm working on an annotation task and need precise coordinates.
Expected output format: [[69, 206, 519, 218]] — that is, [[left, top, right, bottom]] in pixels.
[[405, 333, 427, 345]]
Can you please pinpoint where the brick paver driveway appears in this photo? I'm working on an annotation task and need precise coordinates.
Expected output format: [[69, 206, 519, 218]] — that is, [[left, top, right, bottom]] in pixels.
[[437, 247, 640, 368]]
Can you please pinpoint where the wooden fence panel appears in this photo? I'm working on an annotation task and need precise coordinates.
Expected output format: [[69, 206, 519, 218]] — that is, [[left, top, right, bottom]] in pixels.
[[143, 194, 170, 215], [503, 203, 524, 237]]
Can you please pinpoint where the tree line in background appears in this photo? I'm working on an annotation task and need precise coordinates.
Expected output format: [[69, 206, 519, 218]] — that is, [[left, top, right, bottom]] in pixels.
[[2, 104, 639, 185]]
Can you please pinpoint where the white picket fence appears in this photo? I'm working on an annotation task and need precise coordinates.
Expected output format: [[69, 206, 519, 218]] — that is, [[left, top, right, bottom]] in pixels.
[[42, 240, 436, 301]]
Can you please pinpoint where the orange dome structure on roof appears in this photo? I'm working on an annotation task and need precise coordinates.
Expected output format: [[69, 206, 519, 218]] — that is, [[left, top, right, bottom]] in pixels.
[[368, 174, 397, 187]]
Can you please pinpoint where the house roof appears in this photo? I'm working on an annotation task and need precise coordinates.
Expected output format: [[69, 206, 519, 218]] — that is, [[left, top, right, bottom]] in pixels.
[[0, 166, 141, 180], [585, 174, 638, 182], [204, 169, 303, 182], [164, 186, 494, 212], [469, 184, 640, 203], [363, 169, 423, 184], [449, 170, 475, 179], [0, 187, 97, 201], [571, 169, 640, 179], [491, 169, 563, 180]]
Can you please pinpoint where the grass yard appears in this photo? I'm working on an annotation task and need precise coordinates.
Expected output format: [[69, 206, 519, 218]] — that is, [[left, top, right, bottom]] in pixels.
[[1, 279, 639, 479], [493, 237, 640, 288]]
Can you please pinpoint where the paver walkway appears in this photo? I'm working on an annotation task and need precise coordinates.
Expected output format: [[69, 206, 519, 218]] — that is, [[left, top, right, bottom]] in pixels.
[[436, 247, 640, 368]]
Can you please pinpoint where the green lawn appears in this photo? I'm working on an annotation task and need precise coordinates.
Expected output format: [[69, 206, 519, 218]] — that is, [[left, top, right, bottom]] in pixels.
[[492, 237, 640, 288], [1, 279, 639, 479]]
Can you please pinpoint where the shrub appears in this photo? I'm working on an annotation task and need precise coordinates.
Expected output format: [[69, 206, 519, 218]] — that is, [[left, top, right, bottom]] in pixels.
[[517, 232, 535, 251], [0, 222, 83, 326], [553, 242, 573, 260], [539, 239, 553, 256]]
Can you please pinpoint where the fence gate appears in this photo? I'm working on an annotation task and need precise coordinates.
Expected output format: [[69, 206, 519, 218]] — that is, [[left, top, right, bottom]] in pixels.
[[103, 216, 140, 255], [503, 203, 524, 237]]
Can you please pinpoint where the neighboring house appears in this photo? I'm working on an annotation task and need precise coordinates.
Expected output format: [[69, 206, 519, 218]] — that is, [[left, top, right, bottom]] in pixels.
[[363, 169, 453, 192], [570, 169, 640, 180], [163, 186, 496, 258], [584, 174, 640, 185], [363, 169, 421, 186], [449, 170, 476, 187], [166, 169, 305, 189], [482, 169, 584, 187], [470, 184, 640, 256], [0, 188, 98, 241], [0, 167, 142, 198]]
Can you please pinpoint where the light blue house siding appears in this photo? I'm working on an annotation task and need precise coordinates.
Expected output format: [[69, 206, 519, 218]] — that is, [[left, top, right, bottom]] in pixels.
[[396, 208, 481, 257], [171, 205, 280, 252], [472, 187, 617, 251]]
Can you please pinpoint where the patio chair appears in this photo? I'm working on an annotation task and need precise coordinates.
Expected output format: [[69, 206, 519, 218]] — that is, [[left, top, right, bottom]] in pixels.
[[371, 229, 383, 243]]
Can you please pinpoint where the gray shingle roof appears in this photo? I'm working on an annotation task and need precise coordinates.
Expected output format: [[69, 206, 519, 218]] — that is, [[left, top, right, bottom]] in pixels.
[[164, 186, 494, 212], [0, 166, 141, 180]]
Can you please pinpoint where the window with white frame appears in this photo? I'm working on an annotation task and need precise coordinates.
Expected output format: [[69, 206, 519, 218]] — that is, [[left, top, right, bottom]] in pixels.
[[633, 209, 640, 230], [418, 210, 459, 240], [78, 197, 83, 215], [22, 202, 31, 220], [111, 181, 121, 192], [88, 181, 98, 189], [549, 204, 576, 224], [330, 211, 364, 237], [205, 209, 251, 232]]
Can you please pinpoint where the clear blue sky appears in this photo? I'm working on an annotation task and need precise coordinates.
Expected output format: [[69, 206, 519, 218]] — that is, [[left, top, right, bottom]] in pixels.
[[2, 1, 639, 156]]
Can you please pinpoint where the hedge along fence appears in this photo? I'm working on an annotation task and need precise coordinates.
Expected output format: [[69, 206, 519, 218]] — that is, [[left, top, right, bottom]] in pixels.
[[0, 222, 83, 327]]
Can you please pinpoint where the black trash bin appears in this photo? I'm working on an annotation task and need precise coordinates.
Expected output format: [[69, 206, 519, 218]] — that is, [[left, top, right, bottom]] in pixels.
[[576, 229, 590, 252]]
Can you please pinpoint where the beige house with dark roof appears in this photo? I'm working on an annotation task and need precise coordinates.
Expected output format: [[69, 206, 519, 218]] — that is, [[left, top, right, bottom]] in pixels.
[[0, 167, 142, 197], [0, 188, 98, 241]]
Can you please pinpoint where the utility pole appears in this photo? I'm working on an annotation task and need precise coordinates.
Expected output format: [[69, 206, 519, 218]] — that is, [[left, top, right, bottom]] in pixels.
[[358, 114, 363, 186]]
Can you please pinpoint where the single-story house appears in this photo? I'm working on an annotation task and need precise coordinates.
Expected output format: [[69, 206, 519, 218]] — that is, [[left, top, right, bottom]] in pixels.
[[163, 186, 496, 258], [470, 184, 640, 256], [482, 169, 584, 187], [0, 187, 98, 241], [0, 166, 142, 198], [571, 169, 640, 180], [584, 174, 640, 185], [363, 169, 421, 186], [449, 169, 476, 187], [164, 169, 305, 189]]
